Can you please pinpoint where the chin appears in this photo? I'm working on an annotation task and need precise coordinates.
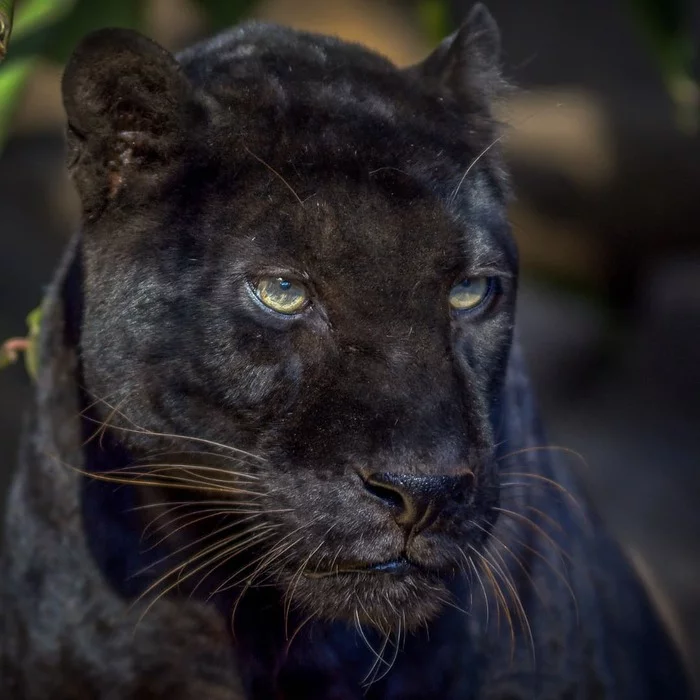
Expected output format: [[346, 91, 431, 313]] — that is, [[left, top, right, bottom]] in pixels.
[[281, 567, 451, 633]]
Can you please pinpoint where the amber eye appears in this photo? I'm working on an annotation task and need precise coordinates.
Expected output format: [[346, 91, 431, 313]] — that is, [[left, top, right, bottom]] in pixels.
[[254, 276, 308, 314], [448, 277, 492, 312]]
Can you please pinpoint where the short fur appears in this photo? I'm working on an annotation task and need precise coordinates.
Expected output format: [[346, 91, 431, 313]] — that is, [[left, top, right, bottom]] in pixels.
[[0, 5, 692, 699]]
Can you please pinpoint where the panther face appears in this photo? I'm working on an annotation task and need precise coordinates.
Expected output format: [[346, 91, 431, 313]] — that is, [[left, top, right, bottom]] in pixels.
[[65, 8, 516, 633]]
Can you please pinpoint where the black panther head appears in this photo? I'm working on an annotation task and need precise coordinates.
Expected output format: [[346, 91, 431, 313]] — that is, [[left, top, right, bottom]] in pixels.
[[63, 4, 517, 633]]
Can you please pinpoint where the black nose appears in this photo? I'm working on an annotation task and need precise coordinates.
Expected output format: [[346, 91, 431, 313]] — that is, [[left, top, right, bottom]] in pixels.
[[362, 471, 474, 533]]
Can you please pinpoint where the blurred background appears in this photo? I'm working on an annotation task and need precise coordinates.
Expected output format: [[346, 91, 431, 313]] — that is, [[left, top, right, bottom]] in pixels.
[[0, 0, 698, 686]]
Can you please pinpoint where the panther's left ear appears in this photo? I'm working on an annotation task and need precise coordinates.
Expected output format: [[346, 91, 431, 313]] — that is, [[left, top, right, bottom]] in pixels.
[[408, 3, 504, 104], [61, 28, 196, 221]]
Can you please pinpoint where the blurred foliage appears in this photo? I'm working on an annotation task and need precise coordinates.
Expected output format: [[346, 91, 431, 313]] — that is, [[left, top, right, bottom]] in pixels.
[[192, 0, 259, 30], [416, 0, 452, 46], [0, 0, 697, 144], [627, 0, 698, 134]]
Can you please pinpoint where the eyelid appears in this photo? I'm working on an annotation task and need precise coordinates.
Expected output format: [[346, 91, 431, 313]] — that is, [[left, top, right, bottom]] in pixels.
[[459, 268, 513, 280]]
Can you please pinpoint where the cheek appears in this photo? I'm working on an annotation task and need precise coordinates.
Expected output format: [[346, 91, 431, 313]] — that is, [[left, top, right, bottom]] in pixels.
[[191, 342, 306, 416], [231, 353, 304, 407], [453, 316, 512, 389]]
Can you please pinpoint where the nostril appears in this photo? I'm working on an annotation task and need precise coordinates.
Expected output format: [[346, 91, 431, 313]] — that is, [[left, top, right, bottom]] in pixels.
[[360, 470, 474, 534], [362, 476, 406, 511]]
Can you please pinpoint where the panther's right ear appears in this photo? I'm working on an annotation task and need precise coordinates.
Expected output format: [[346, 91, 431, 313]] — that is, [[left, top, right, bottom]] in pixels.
[[62, 28, 193, 220], [408, 3, 505, 108]]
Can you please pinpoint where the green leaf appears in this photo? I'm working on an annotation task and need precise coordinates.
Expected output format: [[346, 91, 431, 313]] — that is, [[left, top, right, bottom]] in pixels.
[[23, 304, 42, 381], [191, 0, 259, 30], [1, 0, 78, 60], [415, 0, 453, 46], [0, 304, 43, 381], [627, 0, 697, 133]]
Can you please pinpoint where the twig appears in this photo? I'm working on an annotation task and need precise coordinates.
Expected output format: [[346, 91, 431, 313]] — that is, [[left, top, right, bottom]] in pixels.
[[0, 0, 15, 61]]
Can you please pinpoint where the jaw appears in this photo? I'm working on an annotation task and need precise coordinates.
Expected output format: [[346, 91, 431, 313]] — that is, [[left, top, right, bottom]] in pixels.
[[279, 567, 453, 633]]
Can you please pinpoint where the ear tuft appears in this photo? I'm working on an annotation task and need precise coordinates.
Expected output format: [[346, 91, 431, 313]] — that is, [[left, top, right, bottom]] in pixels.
[[62, 28, 191, 218]]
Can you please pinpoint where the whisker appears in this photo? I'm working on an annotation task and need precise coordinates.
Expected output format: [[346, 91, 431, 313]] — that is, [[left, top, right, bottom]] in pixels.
[[354, 609, 384, 671], [229, 535, 307, 629], [134, 527, 278, 626], [474, 520, 541, 609], [141, 504, 291, 543], [133, 515, 269, 578], [223, 521, 317, 601], [188, 530, 280, 598], [139, 447, 266, 469], [143, 507, 267, 550], [494, 507, 573, 565], [449, 132, 507, 204], [133, 500, 247, 537], [135, 522, 277, 597], [499, 469, 584, 514], [469, 545, 511, 648], [498, 444, 588, 471], [243, 144, 305, 206], [82, 395, 267, 463], [283, 529, 333, 640], [285, 611, 316, 655], [228, 516, 322, 630], [434, 593, 470, 618], [128, 461, 260, 483], [494, 518, 580, 622], [117, 467, 264, 495], [142, 506, 235, 545], [460, 546, 490, 627], [480, 543, 536, 666], [89, 394, 132, 450], [363, 625, 392, 687], [74, 467, 265, 497], [133, 499, 245, 513]]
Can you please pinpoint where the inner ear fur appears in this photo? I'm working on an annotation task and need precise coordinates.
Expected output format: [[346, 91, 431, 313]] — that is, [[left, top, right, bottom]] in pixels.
[[62, 28, 193, 219]]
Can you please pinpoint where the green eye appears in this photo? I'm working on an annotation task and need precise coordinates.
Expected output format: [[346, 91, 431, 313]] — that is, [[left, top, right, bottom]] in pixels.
[[254, 277, 308, 314], [448, 277, 491, 312]]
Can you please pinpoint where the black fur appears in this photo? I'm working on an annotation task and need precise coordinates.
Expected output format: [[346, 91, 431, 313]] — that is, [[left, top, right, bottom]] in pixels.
[[0, 6, 693, 699]]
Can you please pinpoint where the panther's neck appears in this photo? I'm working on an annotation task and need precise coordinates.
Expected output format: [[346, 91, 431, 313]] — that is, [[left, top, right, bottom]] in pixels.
[[201, 576, 481, 699]]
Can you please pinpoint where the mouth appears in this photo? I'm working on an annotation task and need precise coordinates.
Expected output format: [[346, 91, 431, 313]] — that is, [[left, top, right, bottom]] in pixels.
[[291, 555, 449, 631], [303, 556, 425, 579]]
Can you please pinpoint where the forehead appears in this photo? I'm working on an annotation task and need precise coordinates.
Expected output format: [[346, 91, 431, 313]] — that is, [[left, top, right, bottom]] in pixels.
[[177, 23, 513, 278], [179, 22, 499, 190], [244, 176, 464, 281]]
